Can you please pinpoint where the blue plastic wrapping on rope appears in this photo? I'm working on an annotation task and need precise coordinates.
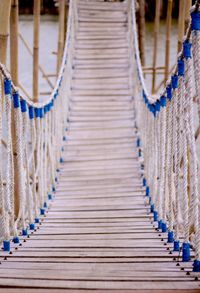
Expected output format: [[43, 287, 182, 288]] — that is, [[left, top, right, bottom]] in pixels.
[[44, 105, 48, 115], [171, 75, 178, 89], [35, 217, 40, 223], [183, 41, 192, 59], [3, 240, 10, 251], [143, 177, 146, 186], [167, 231, 174, 243], [4, 79, 12, 95], [13, 236, 20, 244], [148, 103, 156, 117], [166, 85, 172, 100], [146, 186, 150, 196], [153, 211, 158, 221], [29, 223, 35, 230], [142, 90, 148, 104], [48, 194, 52, 200], [193, 260, 200, 272], [150, 203, 154, 213], [178, 59, 185, 76], [13, 92, 20, 108], [44, 202, 48, 208], [155, 100, 161, 112], [174, 240, 180, 251], [39, 108, 43, 118], [29, 106, 34, 119], [22, 229, 28, 236], [158, 219, 163, 230], [20, 99, 27, 112], [182, 242, 190, 262], [161, 222, 167, 233], [136, 138, 141, 147], [160, 95, 167, 107], [40, 208, 45, 215], [191, 11, 200, 31], [35, 108, 40, 118]]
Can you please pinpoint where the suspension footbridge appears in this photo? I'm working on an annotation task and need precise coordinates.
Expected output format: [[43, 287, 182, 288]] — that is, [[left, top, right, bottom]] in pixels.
[[0, 0, 200, 291]]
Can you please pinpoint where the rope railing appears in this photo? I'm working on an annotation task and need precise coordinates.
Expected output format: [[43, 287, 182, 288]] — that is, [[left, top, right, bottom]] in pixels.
[[0, 0, 76, 251], [129, 0, 200, 272]]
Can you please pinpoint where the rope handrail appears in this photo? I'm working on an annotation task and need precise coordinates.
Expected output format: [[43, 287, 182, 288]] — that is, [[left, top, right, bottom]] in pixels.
[[129, 0, 200, 272], [0, 0, 76, 249]]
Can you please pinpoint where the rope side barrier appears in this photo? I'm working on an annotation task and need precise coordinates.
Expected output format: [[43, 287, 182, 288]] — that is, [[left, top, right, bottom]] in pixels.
[[129, 0, 200, 271], [0, 0, 76, 251]]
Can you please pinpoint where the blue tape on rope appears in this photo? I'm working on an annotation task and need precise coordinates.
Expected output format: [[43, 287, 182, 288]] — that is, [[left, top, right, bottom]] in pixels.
[[13, 236, 20, 244], [35, 108, 40, 118], [178, 59, 185, 76], [171, 75, 178, 89], [158, 219, 163, 230], [161, 222, 167, 233], [167, 231, 174, 243], [13, 92, 20, 108], [44, 105, 48, 115], [182, 242, 190, 262], [48, 194, 52, 200], [136, 138, 141, 147], [52, 186, 56, 192], [166, 85, 172, 100], [160, 95, 167, 107], [3, 240, 10, 251], [22, 229, 28, 236], [29, 223, 35, 230], [193, 260, 200, 272], [149, 196, 152, 204], [138, 149, 142, 157], [153, 211, 158, 221], [39, 108, 43, 118], [183, 41, 192, 59], [155, 100, 161, 112], [28, 106, 34, 119], [174, 240, 180, 251], [20, 99, 27, 112], [44, 202, 48, 208], [60, 157, 64, 163], [35, 217, 40, 223], [143, 178, 146, 187], [150, 204, 154, 213], [146, 186, 150, 196], [191, 11, 200, 31], [4, 79, 12, 95], [40, 208, 45, 215]]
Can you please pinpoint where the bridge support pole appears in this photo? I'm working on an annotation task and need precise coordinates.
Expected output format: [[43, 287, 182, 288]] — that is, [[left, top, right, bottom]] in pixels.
[[164, 0, 173, 83], [152, 0, 161, 94], [0, 0, 11, 65], [33, 0, 41, 102], [57, 0, 66, 74], [138, 0, 145, 67], [10, 0, 19, 85]]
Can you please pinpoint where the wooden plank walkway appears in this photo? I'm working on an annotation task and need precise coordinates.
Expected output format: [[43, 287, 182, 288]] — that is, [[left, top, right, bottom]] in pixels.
[[0, 1, 199, 292]]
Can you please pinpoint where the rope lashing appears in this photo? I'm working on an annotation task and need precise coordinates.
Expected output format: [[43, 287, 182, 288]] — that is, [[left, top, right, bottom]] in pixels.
[[130, 0, 200, 270], [0, 0, 76, 250]]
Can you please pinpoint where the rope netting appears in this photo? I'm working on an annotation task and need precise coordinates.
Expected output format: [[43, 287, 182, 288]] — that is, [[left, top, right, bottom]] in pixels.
[[0, 0, 77, 250], [129, 0, 200, 271]]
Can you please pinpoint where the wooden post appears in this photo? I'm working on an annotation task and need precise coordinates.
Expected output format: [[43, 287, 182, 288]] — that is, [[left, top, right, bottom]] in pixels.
[[185, 0, 192, 32], [138, 0, 146, 66], [33, 0, 41, 102], [177, 0, 186, 52], [0, 0, 11, 65], [164, 0, 173, 83], [152, 0, 161, 94], [57, 0, 65, 74], [10, 0, 19, 85]]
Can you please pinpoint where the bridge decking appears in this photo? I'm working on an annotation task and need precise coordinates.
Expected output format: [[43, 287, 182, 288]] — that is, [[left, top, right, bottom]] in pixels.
[[0, 1, 199, 292]]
